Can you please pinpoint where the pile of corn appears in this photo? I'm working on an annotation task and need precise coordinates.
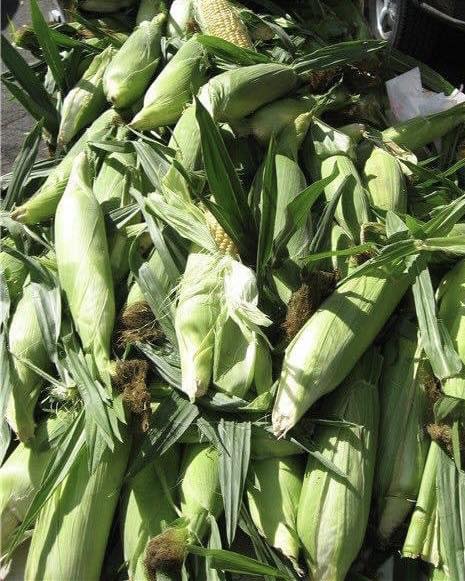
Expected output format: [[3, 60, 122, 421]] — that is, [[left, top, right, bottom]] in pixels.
[[1, 0, 465, 579]]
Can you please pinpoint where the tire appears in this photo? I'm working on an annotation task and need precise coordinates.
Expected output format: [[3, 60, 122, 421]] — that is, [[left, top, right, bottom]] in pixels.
[[367, 0, 438, 60]]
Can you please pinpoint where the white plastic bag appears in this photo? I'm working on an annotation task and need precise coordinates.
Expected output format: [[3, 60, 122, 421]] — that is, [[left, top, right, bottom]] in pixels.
[[386, 67, 465, 123]]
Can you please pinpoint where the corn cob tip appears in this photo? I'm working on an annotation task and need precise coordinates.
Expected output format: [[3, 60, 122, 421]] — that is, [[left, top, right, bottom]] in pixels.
[[144, 526, 189, 579], [10, 206, 27, 223]]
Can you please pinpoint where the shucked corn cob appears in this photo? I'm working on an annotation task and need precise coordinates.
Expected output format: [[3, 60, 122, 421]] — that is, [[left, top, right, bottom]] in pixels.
[[193, 0, 254, 49]]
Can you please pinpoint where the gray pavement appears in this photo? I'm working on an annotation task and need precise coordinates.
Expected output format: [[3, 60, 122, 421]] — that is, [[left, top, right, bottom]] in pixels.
[[1, 0, 56, 174]]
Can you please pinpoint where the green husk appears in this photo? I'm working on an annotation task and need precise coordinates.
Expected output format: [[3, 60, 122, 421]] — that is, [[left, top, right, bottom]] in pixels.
[[247, 454, 304, 566], [6, 285, 49, 442], [198, 63, 299, 123], [272, 267, 411, 437], [0, 416, 63, 554], [375, 316, 430, 541], [11, 109, 119, 224], [130, 36, 207, 130], [54, 152, 115, 383], [309, 117, 370, 242], [403, 441, 442, 567], [167, 104, 202, 172], [382, 103, 465, 151], [25, 431, 130, 581], [0, 239, 28, 302], [179, 443, 222, 540], [103, 11, 166, 109], [121, 447, 180, 581], [246, 96, 314, 146], [297, 351, 380, 581], [94, 127, 135, 207], [362, 146, 407, 213], [58, 46, 115, 146], [175, 252, 221, 400], [437, 258, 465, 399]]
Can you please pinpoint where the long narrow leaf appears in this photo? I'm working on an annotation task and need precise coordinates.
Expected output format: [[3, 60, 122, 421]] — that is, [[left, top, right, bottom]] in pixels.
[[412, 261, 462, 380], [218, 419, 251, 545], [127, 390, 199, 477], [194, 97, 256, 262], [1, 34, 59, 132], [30, 0, 66, 91], [3, 120, 43, 211]]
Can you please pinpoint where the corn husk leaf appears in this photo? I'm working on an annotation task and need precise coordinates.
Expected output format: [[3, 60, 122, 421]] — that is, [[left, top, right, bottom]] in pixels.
[[297, 351, 380, 581], [180, 443, 222, 540], [58, 46, 115, 146], [54, 152, 115, 383]]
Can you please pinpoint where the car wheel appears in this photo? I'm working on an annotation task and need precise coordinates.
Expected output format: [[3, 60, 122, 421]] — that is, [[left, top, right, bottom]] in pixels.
[[367, 0, 437, 60]]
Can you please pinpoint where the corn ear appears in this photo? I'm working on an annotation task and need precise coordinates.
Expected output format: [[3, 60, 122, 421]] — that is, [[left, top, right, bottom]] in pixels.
[[25, 431, 130, 581], [213, 258, 271, 398], [6, 285, 49, 442], [175, 252, 221, 400], [362, 146, 407, 213], [198, 63, 299, 122], [382, 102, 465, 151], [309, 118, 370, 242], [247, 454, 304, 566], [272, 267, 411, 437], [297, 351, 380, 581], [247, 96, 314, 146], [11, 109, 118, 224], [437, 258, 465, 399], [0, 416, 63, 553], [131, 36, 207, 130], [179, 443, 222, 540], [121, 447, 180, 581], [403, 441, 442, 567], [55, 152, 115, 383], [58, 46, 115, 147], [193, 0, 253, 49], [375, 316, 429, 541], [103, 11, 166, 109]]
